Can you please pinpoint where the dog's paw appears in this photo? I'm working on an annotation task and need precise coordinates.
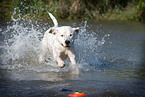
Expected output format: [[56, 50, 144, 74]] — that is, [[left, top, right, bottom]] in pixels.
[[59, 64, 65, 68], [58, 61, 65, 68], [58, 63, 65, 68]]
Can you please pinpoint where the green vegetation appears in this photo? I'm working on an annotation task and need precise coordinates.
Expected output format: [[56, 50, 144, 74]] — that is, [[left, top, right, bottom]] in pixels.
[[0, 0, 145, 22]]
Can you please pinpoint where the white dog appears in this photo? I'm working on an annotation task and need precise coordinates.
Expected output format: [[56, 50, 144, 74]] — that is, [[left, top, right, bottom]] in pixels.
[[39, 12, 79, 68]]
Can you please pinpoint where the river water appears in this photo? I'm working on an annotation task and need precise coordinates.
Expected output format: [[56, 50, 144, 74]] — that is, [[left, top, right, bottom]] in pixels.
[[0, 19, 145, 97]]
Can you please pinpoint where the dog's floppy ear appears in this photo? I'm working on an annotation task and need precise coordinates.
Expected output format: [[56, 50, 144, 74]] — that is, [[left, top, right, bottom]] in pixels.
[[72, 27, 80, 33], [49, 28, 57, 35]]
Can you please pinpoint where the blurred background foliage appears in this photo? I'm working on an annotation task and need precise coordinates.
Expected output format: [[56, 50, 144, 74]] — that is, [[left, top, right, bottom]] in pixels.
[[0, 0, 145, 22]]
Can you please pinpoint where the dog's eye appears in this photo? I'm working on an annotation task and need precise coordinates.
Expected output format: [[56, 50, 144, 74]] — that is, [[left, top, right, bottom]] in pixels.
[[70, 34, 73, 36], [61, 35, 63, 37]]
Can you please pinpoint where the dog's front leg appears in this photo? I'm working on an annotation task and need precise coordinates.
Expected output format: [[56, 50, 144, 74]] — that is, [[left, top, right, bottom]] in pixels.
[[39, 46, 47, 64], [57, 57, 65, 68], [68, 51, 76, 65], [52, 49, 65, 68]]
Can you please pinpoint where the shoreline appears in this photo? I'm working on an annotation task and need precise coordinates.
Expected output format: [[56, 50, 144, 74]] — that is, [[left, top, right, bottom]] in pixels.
[[0, 0, 145, 22]]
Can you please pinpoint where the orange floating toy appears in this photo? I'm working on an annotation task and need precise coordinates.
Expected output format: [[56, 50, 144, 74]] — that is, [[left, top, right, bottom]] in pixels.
[[68, 92, 87, 97]]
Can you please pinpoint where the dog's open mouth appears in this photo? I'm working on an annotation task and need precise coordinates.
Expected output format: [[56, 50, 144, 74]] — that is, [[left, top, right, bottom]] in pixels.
[[61, 44, 70, 47], [65, 45, 70, 47]]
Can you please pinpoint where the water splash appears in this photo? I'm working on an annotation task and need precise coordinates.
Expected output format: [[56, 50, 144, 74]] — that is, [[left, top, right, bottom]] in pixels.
[[1, 8, 110, 72], [74, 21, 110, 71]]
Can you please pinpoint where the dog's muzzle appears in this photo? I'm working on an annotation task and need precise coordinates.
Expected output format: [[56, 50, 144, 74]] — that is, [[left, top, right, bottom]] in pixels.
[[65, 40, 71, 47], [65, 40, 70, 45]]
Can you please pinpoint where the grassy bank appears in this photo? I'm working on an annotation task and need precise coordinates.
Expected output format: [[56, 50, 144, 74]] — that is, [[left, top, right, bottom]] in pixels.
[[0, 0, 145, 22]]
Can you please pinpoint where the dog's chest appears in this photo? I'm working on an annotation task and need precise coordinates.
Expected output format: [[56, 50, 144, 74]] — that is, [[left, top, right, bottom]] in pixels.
[[59, 50, 69, 60]]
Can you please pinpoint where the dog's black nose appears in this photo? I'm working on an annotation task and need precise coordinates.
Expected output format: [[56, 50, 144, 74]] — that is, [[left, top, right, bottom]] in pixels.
[[65, 40, 70, 45]]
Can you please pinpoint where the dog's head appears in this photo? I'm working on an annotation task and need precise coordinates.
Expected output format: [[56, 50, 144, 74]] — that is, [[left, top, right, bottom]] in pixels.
[[49, 26, 79, 47]]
